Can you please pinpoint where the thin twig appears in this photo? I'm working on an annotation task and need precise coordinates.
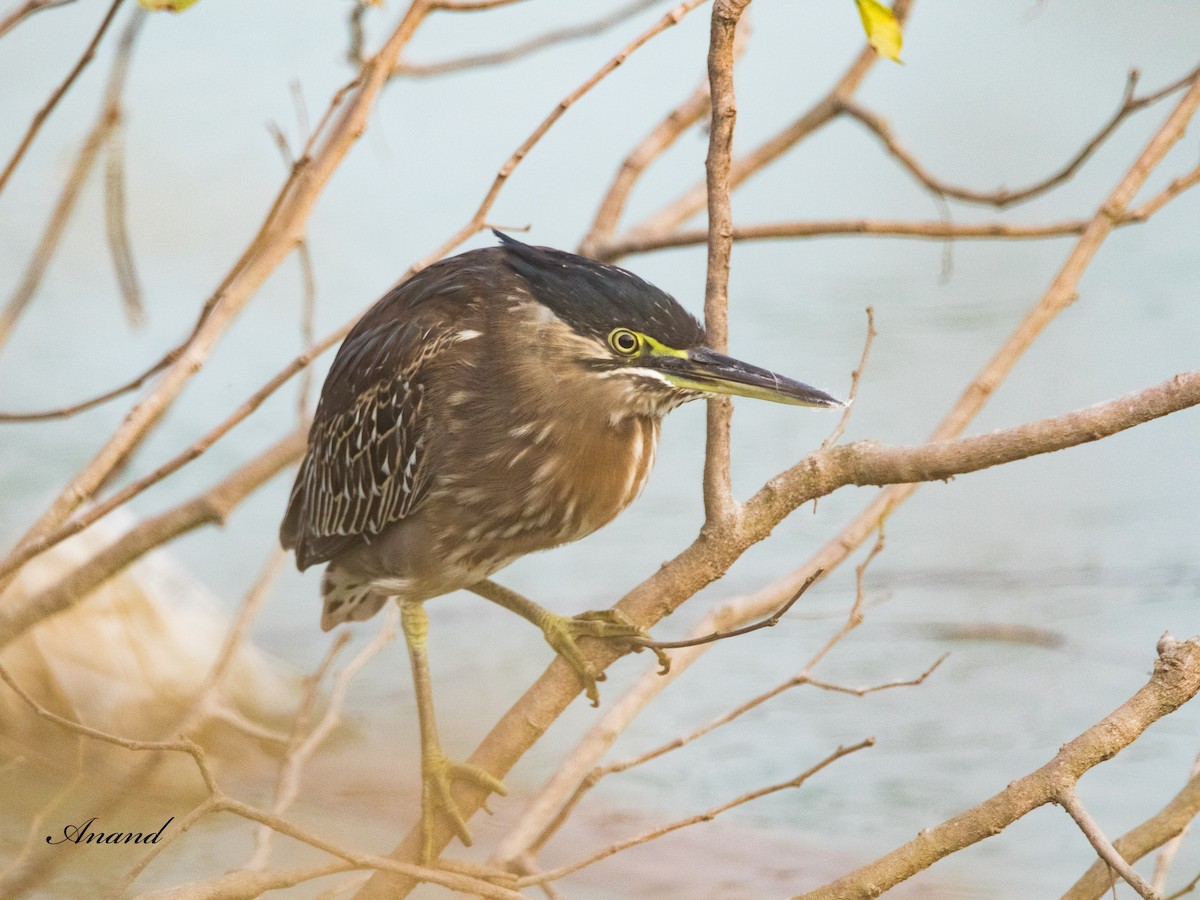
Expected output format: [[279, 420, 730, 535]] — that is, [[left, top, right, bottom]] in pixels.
[[399, 0, 712, 281], [635, 569, 820, 650], [1153, 755, 1200, 893], [430, 0, 529, 9], [1129, 162, 1200, 222], [598, 214, 1149, 257], [595, 0, 915, 261], [0, 0, 74, 39], [797, 636, 1200, 899], [0, 661, 521, 899], [0, 323, 345, 583], [526, 652, 941, 859], [519, 739, 874, 887], [1167, 872, 1200, 900], [396, 0, 660, 77], [1059, 786, 1161, 899], [579, 79, 711, 257], [0, 4, 426, 578], [0, 0, 124, 197], [822, 306, 875, 449], [0, 662, 218, 791], [0, 9, 144, 352], [102, 10, 147, 327], [247, 610, 397, 869], [839, 65, 1200, 209]]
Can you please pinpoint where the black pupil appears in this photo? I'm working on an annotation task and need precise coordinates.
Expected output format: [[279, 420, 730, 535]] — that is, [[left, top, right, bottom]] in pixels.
[[617, 332, 635, 352]]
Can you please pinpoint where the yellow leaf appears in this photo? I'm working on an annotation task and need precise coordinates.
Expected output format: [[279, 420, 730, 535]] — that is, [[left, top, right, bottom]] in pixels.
[[854, 0, 903, 63], [138, 0, 200, 11]]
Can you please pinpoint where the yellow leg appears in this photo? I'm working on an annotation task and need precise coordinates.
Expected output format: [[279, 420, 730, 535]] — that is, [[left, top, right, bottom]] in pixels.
[[400, 600, 506, 862], [469, 579, 670, 708]]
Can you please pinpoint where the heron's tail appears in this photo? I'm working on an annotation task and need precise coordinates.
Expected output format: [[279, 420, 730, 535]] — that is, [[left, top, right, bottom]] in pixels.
[[320, 564, 390, 631]]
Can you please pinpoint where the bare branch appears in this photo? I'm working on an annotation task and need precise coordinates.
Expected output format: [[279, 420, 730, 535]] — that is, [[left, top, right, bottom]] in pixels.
[[520, 739, 874, 888], [430, 0, 529, 9], [1059, 786, 1161, 899], [0, 9, 144, 352], [600, 215, 1128, 257], [1, 1, 435, 580], [839, 65, 1200, 209], [247, 611, 397, 869], [0, 660, 522, 899], [400, 0, 712, 280], [132, 861, 363, 900], [795, 636, 1200, 899], [0, 0, 123, 197], [822, 306, 875, 449], [0, 430, 305, 650], [597, 0, 915, 261], [395, 0, 660, 77], [0, 0, 74, 39], [1130, 162, 1200, 221], [1063, 759, 1200, 900], [636, 569, 820, 650], [0, 322, 342, 582], [522, 651, 940, 861]]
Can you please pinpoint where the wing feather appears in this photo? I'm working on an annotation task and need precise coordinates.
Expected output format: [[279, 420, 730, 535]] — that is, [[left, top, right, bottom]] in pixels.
[[281, 310, 455, 570]]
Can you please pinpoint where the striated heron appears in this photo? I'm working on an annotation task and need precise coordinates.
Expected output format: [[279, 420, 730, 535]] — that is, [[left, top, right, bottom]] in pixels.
[[280, 232, 843, 858]]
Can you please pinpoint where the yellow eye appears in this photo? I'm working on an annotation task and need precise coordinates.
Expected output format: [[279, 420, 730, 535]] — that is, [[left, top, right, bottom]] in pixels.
[[608, 328, 641, 356]]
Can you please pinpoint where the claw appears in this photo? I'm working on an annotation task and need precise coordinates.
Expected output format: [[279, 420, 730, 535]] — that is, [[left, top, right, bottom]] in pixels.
[[539, 608, 671, 706], [420, 751, 507, 863]]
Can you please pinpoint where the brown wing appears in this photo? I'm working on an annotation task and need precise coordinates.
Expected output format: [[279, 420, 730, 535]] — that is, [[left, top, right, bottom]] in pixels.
[[281, 293, 461, 571]]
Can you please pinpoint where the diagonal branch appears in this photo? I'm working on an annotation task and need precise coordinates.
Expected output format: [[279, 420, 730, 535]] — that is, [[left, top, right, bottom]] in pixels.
[[1064, 765, 1200, 900], [0, 7, 144, 353], [0, 430, 305, 649], [519, 738, 874, 888], [0, 0, 123, 197], [1058, 787, 1160, 899], [793, 635, 1200, 900], [399, 0, 712, 280], [0, 0, 436, 584], [0, 0, 75, 39], [394, 0, 661, 77], [594, 0, 915, 261]]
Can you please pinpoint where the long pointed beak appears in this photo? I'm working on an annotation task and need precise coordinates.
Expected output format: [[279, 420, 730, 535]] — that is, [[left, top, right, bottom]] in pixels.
[[658, 346, 846, 408]]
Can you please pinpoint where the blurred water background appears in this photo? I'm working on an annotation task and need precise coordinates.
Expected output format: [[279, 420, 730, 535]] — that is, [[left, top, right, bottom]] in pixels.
[[1, 0, 1198, 896]]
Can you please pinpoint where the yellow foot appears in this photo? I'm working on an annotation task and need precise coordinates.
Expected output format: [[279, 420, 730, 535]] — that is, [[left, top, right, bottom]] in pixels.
[[421, 751, 507, 863], [541, 609, 671, 707]]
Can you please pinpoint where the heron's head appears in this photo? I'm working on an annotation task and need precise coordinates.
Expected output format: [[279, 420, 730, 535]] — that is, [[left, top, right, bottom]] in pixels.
[[496, 231, 845, 420]]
